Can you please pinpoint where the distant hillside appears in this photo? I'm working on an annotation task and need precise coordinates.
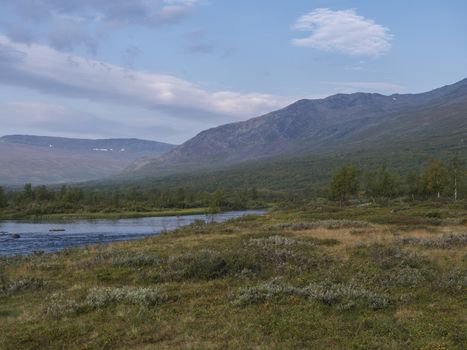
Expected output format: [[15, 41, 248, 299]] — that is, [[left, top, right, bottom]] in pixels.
[[0, 135, 176, 185], [126, 78, 467, 180], [0, 135, 175, 154]]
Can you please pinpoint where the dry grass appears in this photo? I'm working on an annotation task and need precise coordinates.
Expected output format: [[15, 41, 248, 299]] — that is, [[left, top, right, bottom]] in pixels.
[[286, 224, 466, 256]]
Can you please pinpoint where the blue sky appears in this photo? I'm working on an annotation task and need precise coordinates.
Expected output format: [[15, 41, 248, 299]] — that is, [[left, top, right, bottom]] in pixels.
[[0, 0, 466, 143]]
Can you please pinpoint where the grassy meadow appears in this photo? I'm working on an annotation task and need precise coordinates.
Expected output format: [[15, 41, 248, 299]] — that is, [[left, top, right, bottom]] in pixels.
[[0, 202, 466, 349]]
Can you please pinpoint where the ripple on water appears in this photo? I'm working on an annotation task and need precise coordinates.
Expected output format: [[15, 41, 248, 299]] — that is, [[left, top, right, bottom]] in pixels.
[[0, 210, 266, 256]]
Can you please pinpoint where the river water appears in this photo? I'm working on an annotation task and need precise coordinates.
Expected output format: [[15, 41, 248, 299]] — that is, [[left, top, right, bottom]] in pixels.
[[0, 210, 265, 256]]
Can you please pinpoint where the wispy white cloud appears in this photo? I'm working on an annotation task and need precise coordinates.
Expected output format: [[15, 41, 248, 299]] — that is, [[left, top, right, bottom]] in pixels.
[[0, 0, 202, 25], [0, 0, 204, 53], [0, 36, 293, 120], [291, 8, 392, 57]]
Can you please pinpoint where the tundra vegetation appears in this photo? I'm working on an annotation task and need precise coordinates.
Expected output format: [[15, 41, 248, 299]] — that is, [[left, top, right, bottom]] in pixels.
[[0, 200, 466, 349], [0, 157, 466, 348]]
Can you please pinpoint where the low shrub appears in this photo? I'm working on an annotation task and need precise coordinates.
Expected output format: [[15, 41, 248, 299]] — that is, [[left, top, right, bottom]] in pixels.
[[390, 267, 425, 287], [425, 211, 442, 219], [356, 244, 426, 269], [85, 286, 167, 308], [45, 292, 80, 319], [397, 234, 467, 249], [233, 279, 298, 306], [159, 243, 329, 282], [80, 250, 165, 269], [233, 279, 390, 310], [0, 277, 46, 296], [45, 286, 168, 319], [246, 235, 311, 248], [167, 249, 229, 281], [275, 220, 370, 231], [437, 268, 467, 293]]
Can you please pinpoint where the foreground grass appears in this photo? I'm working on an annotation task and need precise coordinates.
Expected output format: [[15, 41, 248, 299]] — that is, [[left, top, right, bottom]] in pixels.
[[0, 202, 466, 349]]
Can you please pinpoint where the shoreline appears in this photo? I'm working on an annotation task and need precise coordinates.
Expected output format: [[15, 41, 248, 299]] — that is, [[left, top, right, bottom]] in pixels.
[[0, 208, 211, 221]]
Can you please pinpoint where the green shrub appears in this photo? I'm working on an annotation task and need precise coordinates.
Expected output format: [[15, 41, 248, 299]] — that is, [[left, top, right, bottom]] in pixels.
[[275, 220, 370, 231], [390, 267, 425, 287], [425, 211, 442, 219], [356, 244, 426, 269], [437, 268, 467, 294], [233, 279, 391, 310], [397, 234, 467, 249], [85, 287, 167, 308], [246, 235, 311, 248], [167, 249, 228, 280], [45, 292, 80, 319], [0, 277, 46, 296]]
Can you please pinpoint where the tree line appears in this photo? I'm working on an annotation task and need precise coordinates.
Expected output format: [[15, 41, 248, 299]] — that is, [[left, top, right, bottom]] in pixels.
[[0, 184, 262, 216], [330, 158, 465, 204], [0, 157, 465, 215]]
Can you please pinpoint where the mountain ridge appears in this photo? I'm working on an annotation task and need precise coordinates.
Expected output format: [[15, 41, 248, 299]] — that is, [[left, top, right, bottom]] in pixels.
[[127, 77, 467, 177], [0, 135, 176, 185], [0, 135, 174, 153]]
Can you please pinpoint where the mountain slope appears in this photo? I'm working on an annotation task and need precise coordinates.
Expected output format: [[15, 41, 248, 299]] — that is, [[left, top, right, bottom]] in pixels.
[[127, 78, 467, 177], [0, 135, 176, 185]]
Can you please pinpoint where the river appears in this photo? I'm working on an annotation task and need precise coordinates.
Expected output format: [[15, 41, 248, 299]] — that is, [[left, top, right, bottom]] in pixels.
[[0, 210, 266, 256]]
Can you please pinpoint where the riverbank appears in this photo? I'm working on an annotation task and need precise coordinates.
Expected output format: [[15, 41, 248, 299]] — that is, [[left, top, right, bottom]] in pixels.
[[1, 203, 466, 349], [0, 207, 210, 221]]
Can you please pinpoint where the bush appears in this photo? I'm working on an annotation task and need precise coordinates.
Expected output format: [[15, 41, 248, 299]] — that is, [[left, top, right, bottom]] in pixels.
[[390, 267, 425, 287], [166, 248, 264, 281], [397, 234, 467, 249], [246, 235, 311, 248], [233, 279, 298, 306], [153, 238, 337, 282], [233, 279, 391, 310], [0, 277, 46, 296], [45, 292, 80, 319], [302, 282, 390, 309], [425, 211, 442, 219], [275, 220, 370, 231], [437, 268, 467, 293], [356, 244, 426, 269], [167, 249, 228, 280], [85, 287, 167, 308], [44, 286, 168, 319]]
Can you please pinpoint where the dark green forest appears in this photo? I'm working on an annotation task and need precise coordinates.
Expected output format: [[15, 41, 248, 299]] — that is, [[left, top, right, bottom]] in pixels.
[[0, 156, 464, 219]]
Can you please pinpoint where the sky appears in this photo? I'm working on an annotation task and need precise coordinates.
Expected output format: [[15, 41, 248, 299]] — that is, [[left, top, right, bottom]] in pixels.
[[0, 0, 466, 144]]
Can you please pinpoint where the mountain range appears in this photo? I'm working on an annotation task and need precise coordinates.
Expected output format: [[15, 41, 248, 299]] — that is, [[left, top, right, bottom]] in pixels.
[[0, 135, 175, 185], [126, 78, 467, 179], [1, 78, 466, 187]]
